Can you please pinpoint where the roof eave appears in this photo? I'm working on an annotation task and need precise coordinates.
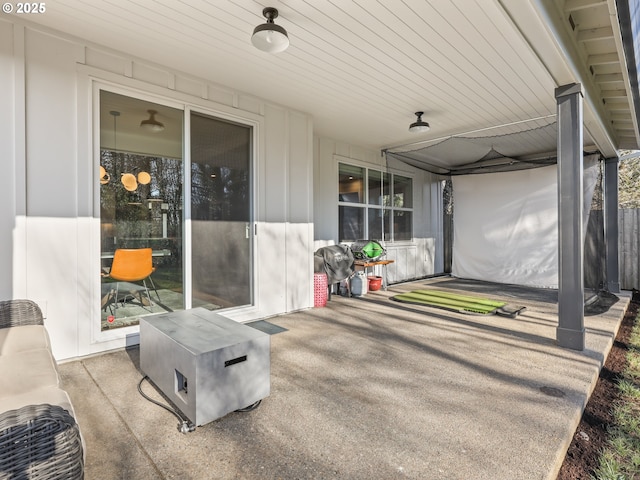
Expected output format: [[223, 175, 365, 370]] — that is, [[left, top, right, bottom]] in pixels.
[[614, 0, 640, 151]]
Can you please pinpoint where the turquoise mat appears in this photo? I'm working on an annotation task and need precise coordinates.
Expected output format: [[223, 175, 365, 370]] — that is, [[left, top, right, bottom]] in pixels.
[[391, 289, 507, 315]]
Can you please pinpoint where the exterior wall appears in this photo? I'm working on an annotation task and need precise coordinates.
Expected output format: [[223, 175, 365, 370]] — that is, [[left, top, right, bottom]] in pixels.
[[0, 21, 21, 299], [0, 19, 313, 360], [313, 137, 444, 283]]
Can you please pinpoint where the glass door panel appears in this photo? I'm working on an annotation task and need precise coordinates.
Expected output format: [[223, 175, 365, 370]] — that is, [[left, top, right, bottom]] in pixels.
[[190, 112, 252, 308], [99, 91, 184, 330]]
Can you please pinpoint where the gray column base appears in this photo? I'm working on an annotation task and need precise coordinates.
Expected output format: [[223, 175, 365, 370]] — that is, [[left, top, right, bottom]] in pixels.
[[556, 326, 585, 350]]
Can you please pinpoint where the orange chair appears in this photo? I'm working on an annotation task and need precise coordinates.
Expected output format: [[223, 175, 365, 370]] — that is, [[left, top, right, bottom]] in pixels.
[[102, 248, 160, 312]]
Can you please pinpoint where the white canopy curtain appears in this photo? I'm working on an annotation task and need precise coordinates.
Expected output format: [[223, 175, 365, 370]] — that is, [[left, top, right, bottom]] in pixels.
[[451, 154, 600, 288], [384, 116, 559, 176]]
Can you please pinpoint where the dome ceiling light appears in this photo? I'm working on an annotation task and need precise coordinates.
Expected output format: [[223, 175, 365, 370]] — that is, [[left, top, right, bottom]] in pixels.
[[409, 111, 430, 133], [140, 109, 165, 133], [251, 7, 290, 53]]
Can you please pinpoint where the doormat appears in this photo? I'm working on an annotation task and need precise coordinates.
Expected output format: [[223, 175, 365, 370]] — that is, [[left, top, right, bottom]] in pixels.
[[392, 289, 525, 317], [246, 320, 288, 335]]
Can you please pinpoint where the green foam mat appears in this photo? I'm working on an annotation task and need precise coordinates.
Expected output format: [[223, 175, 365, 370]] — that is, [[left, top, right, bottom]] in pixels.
[[391, 289, 507, 315]]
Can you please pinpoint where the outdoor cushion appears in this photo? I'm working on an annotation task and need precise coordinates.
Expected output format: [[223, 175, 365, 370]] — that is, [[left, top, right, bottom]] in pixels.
[[0, 349, 59, 398], [0, 324, 51, 355], [0, 385, 74, 418], [0, 299, 84, 477]]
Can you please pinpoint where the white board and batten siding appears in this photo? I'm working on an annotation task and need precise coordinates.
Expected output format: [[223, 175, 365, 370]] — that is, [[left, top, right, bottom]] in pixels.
[[1, 19, 313, 360], [385, 239, 437, 284]]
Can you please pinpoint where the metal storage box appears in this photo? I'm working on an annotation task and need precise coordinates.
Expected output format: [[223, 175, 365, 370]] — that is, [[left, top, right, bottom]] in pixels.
[[140, 308, 270, 426]]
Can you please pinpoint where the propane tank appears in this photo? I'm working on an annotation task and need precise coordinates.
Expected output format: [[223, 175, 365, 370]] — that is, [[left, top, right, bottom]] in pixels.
[[350, 271, 368, 296]]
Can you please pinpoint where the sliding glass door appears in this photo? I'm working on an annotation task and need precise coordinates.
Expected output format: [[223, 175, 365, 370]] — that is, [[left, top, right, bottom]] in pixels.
[[98, 90, 253, 331], [190, 112, 252, 309]]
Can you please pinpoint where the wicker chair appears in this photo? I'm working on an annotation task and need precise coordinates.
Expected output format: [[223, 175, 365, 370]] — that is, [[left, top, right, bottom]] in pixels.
[[0, 299, 84, 479], [0, 299, 44, 328], [0, 404, 84, 479]]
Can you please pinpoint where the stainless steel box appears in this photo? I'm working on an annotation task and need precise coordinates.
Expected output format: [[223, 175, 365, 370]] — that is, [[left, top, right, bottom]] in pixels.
[[140, 308, 270, 426]]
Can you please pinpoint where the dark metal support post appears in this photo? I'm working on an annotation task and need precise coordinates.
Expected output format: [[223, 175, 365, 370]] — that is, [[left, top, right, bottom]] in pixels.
[[604, 157, 620, 293], [555, 83, 585, 350]]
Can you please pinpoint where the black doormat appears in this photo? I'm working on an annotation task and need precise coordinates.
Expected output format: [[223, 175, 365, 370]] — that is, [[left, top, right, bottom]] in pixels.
[[584, 291, 619, 316], [246, 320, 288, 335]]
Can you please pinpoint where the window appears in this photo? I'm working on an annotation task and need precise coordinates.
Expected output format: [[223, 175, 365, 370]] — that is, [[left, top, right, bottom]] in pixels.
[[392, 175, 412, 241], [338, 162, 413, 243]]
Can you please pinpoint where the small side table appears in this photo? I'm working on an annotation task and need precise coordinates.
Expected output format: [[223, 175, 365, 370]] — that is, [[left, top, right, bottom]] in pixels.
[[354, 259, 395, 290]]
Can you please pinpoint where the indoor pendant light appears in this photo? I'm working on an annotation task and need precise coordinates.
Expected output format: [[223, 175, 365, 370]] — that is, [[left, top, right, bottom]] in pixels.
[[99, 110, 121, 186], [140, 109, 165, 133], [251, 7, 289, 53], [137, 171, 151, 185], [105, 109, 152, 191], [99, 165, 110, 185], [409, 111, 430, 133], [121, 173, 138, 191]]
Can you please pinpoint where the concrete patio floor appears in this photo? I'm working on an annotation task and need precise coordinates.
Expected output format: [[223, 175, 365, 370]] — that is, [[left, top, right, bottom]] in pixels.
[[59, 276, 630, 480]]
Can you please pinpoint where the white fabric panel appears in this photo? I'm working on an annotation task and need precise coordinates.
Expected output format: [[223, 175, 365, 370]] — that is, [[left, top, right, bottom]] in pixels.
[[582, 153, 600, 243], [452, 166, 559, 288]]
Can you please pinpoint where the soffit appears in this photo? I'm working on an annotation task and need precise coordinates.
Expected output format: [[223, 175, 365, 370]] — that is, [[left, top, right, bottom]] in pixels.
[[554, 0, 640, 151], [6, 0, 638, 160], [501, 0, 640, 156]]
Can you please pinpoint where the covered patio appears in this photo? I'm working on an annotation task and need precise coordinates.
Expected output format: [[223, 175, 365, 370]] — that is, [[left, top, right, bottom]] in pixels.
[[2, 2, 640, 477], [2, 0, 638, 360], [60, 278, 629, 479]]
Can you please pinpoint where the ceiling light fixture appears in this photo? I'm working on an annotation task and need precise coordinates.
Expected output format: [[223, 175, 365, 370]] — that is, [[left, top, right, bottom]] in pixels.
[[140, 109, 165, 133], [409, 111, 430, 133], [251, 7, 289, 53]]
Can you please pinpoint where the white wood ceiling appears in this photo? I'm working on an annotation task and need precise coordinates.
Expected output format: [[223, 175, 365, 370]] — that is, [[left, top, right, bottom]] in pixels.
[[8, 0, 638, 157]]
